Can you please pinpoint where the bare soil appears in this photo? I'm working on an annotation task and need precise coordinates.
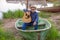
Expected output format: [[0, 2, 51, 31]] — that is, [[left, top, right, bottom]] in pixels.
[[2, 18, 23, 40], [50, 13, 60, 31]]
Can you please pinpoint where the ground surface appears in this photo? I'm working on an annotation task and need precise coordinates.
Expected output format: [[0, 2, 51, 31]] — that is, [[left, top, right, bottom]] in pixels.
[[1, 12, 60, 40], [50, 13, 60, 31], [2, 18, 23, 40]]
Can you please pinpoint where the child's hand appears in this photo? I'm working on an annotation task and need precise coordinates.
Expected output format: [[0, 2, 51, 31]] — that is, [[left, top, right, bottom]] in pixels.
[[33, 22, 36, 25]]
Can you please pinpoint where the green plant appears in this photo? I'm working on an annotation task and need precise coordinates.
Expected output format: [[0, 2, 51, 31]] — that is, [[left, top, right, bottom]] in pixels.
[[55, 32, 60, 40], [46, 19, 58, 40], [53, 1, 60, 6], [0, 27, 5, 40], [13, 9, 23, 18], [3, 10, 13, 19], [0, 27, 15, 40], [3, 10, 24, 19], [0, 20, 3, 25], [39, 11, 51, 18], [4, 32, 15, 40]]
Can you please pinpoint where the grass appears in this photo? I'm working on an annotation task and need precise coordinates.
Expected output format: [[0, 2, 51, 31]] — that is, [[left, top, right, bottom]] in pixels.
[[3, 10, 52, 19], [0, 27, 15, 40], [46, 19, 58, 40], [0, 27, 5, 40], [0, 20, 3, 25], [39, 11, 60, 40], [3, 9, 24, 19], [0, 26, 22, 40], [39, 12, 59, 40], [39, 11, 52, 18], [56, 32, 60, 40], [2, 10, 60, 40], [3, 10, 13, 19], [13, 9, 23, 18], [0, 20, 22, 40], [53, 1, 60, 6]]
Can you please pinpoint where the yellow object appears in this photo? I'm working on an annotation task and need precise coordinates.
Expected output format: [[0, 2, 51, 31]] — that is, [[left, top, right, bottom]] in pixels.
[[22, 12, 31, 23]]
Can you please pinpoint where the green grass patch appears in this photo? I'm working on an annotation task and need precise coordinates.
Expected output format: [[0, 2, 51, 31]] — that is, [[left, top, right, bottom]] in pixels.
[[56, 32, 60, 40], [53, 1, 60, 6], [46, 19, 58, 40], [3, 9, 24, 19], [0, 26, 15, 40], [0, 20, 3, 25], [3, 10, 13, 19], [13, 9, 24, 18], [39, 11, 52, 18], [0, 27, 5, 40], [3, 10, 53, 19]]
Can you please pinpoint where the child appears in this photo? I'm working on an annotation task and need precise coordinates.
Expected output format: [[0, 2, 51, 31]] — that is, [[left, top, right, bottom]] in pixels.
[[22, 6, 38, 30]]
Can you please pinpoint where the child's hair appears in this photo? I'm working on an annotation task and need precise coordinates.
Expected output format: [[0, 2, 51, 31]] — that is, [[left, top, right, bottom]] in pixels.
[[30, 6, 36, 9]]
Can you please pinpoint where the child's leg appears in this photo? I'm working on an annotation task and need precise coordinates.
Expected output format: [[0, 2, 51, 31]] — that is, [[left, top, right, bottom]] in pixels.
[[34, 24, 38, 30], [22, 23, 27, 30]]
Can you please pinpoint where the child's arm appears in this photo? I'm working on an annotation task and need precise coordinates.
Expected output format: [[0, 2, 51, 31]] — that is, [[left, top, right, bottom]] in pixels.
[[35, 12, 38, 23], [33, 13, 38, 25]]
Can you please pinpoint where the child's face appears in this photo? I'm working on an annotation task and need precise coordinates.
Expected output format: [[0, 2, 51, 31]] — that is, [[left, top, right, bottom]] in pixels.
[[31, 7, 36, 13]]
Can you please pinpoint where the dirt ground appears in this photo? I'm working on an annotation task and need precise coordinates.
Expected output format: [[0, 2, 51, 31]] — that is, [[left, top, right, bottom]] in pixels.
[[2, 18, 23, 40], [50, 13, 60, 31]]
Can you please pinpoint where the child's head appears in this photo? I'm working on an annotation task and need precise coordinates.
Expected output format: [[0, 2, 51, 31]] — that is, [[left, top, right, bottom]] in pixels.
[[30, 6, 36, 12]]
